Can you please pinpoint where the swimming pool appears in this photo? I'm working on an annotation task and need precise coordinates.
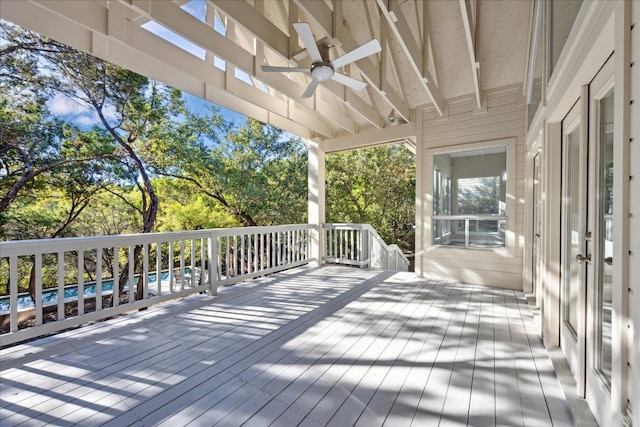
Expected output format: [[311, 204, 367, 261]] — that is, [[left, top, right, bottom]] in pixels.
[[0, 271, 173, 314]]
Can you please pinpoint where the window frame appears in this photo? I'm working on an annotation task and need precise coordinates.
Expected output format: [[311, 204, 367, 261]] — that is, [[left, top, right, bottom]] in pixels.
[[426, 138, 517, 254]]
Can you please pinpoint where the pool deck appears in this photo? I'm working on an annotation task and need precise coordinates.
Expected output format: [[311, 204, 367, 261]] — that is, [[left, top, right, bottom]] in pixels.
[[1, 265, 577, 426]]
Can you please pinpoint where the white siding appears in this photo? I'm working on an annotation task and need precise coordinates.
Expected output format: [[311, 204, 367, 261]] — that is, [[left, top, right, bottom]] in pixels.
[[629, 2, 639, 424], [418, 85, 525, 290]]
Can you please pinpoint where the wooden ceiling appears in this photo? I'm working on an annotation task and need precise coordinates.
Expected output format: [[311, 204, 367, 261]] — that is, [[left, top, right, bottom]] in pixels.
[[0, 0, 531, 152]]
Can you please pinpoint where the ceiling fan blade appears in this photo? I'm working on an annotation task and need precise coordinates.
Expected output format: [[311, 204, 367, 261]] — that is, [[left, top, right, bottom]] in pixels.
[[293, 23, 323, 63], [331, 73, 367, 91], [331, 39, 381, 69], [261, 66, 309, 73], [301, 78, 320, 98]]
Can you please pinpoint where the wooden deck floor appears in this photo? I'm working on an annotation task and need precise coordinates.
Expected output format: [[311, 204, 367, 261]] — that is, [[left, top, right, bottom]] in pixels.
[[0, 265, 575, 426]]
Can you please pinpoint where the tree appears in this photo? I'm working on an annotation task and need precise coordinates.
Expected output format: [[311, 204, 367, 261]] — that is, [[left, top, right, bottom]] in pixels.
[[160, 118, 308, 227], [152, 177, 240, 231], [0, 21, 113, 219], [218, 119, 307, 225], [1, 22, 223, 300], [326, 144, 415, 252]]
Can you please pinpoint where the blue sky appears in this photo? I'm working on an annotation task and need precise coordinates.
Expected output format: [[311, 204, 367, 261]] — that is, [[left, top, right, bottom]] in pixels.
[[48, 0, 257, 128]]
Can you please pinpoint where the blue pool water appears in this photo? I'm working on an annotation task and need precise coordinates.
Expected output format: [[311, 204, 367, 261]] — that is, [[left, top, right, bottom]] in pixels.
[[0, 271, 171, 313]]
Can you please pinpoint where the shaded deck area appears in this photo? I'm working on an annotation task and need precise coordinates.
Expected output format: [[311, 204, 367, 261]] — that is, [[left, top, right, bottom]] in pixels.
[[0, 266, 574, 426]]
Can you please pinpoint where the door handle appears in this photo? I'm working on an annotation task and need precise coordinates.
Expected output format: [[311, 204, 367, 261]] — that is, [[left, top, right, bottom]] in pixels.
[[604, 257, 613, 265], [576, 253, 591, 264]]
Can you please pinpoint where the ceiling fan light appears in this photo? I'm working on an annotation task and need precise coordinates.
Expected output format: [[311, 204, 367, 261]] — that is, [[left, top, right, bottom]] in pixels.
[[311, 64, 334, 81]]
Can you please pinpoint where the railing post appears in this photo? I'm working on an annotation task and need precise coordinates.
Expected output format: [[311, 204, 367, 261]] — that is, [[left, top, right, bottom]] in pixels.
[[308, 137, 325, 266], [208, 232, 217, 296], [363, 226, 370, 268], [465, 219, 470, 249], [308, 224, 324, 265]]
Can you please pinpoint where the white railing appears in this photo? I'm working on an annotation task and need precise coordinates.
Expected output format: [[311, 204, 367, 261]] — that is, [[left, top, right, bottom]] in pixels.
[[432, 214, 507, 249], [322, 224, 410, 272], [0, 224, 312, 346], [0, 223, 407, 345]]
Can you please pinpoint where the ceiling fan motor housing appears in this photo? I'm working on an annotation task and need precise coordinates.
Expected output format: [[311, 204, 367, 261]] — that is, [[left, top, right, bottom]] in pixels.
[[311, 63, 334, 81]]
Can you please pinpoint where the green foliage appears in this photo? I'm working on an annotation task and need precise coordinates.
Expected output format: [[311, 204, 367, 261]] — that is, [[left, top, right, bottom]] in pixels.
[[1, 20, 415, 282], [457, 177, 501, 215], [153, 178, 240, 231], [326, 144, 415, 252], [218, 119, 308, 225]]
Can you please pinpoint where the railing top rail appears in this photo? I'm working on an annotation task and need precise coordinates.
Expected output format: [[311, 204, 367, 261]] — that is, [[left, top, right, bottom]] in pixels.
[[432, 215, 508, 220], [0, 224, 314, 257], [322, 223, 410, 270], [321, 223, 368, 230], [387, 244, 410, 264], [210, 224, 313, 237]]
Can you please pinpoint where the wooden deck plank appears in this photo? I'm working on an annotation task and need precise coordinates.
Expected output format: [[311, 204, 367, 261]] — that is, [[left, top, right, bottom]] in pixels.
[[243, 276, 427, 427], [438, 285, 483, 427], [99, 268, 391, 426], [329, 278, 441, 427], [494, 289, 528, 427], [382, 281, 461, 426], [0, 266, 577, 427], [467, 287, 497, 425], [410, 283, 475, 426], [368, 282, 450, 426], [301, 278, 429, 427], [160, 273, 409, 426], [342, 281, 444, 427], [511, 292, 575, 426]]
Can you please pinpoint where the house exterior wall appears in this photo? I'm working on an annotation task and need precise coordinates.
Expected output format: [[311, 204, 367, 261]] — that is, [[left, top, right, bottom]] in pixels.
[[629, 1, 639, 424], [415, 85, 525, 290], [523, 0, 636, 424]]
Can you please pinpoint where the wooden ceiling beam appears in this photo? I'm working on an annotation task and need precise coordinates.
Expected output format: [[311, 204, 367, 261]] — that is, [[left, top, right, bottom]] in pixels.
[[208, 0, 289, 58], [375, 0, 445, 117], [293, 0, 411, 123], [324, 122, 416, 154], [0, 0, 316, 138], [209, 0, 383, 130], [129, 0, 355, 137], [459, 0, 483, 110]]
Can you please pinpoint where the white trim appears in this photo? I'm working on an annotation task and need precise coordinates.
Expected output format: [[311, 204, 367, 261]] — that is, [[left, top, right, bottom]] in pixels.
[[425, 138, 517, 260], [308, 138, 326, 265], [415, 109, 424, 276], [542, 120, 561, 347]]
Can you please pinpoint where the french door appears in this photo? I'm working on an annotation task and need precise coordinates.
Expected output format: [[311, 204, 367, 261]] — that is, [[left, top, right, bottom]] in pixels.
[[532, 153, 542, 302], [585, 57, 614, 424], [560, 96, 587, 395], [560, 57, 614, 423]]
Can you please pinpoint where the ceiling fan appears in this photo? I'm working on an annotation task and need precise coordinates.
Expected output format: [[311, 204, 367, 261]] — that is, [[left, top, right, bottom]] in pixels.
[[261, 23, 381, 98]]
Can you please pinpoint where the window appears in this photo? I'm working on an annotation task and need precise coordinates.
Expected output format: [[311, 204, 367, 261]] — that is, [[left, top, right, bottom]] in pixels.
[[526, 1, 543, 129], [432, 146, 508, 249], [548, 0, 583, 78]]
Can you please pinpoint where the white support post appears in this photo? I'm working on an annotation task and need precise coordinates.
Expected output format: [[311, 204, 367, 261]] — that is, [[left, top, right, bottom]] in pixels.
[[414, 108, 425, 276], [208, 234, 217, 296], [543, 121, 561, 347], [308, 138, 326, 265]]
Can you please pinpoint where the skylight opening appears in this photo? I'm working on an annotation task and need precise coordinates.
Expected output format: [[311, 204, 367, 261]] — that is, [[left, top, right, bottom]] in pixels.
[[233, 68, 269, 94], [214, 56, 226, 71], [181, 0, 206, 23], [141, 21, 206, 60], [214, 15, 226, 36], [255, 80, 269, 94], [180, 0, 225, 37], [234, 68, 254, 86]]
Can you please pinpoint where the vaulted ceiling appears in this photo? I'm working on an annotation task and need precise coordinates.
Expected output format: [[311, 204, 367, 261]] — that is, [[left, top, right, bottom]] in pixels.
[[0, 0, 531, 151]]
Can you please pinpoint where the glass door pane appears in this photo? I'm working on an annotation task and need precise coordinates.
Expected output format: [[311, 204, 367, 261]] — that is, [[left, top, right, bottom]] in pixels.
[[559, 98, 586, 395], [564, 126, 581, 335], [533, 154, 541, 296], [597, 89, 614, 382]]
